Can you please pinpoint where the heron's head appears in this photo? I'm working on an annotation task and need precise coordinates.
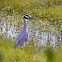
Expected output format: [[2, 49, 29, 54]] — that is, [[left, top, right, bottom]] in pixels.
[[23, 15, 34, 20]]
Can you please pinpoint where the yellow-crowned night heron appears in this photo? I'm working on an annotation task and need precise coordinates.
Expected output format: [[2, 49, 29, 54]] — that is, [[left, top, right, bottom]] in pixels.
[[14, 15, 34, 49]]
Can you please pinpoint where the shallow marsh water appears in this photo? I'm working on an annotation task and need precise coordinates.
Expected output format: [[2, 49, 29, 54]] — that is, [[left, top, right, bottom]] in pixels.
[[0, 15, 61, 47]]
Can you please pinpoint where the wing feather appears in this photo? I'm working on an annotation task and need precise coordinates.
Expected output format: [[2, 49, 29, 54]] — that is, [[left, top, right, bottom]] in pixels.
[[14, 29, 28, 48]]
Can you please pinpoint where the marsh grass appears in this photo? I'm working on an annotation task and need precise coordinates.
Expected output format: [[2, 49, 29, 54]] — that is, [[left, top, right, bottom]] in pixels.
[[0, 0, 62, 62], [0, 37, 62, 62], [0, 0, 62, 24]]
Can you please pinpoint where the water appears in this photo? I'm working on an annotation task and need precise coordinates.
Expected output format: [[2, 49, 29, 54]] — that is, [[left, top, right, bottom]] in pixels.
[[0, 16, 61, 47]]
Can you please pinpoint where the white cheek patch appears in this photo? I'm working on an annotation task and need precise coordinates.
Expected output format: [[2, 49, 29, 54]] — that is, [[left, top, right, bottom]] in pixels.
[[25, 16, 28, 18]]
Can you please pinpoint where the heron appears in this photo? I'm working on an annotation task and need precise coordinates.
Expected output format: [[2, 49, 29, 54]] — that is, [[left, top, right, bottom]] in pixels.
[[14, 15, 34, 49]]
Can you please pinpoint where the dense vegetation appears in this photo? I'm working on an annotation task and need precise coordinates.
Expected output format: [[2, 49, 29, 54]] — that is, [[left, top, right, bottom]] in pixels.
[[0, 0, 62, 62], [0, 37, 62, 62], [0, 0, 62, 23]]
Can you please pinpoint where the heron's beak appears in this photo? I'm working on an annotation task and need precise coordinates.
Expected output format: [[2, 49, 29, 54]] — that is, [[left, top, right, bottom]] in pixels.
[[29, 17, 35, 20]]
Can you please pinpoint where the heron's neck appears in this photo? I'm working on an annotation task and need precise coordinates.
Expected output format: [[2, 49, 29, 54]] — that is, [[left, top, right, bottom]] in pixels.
[[23, 18, 28, 32]]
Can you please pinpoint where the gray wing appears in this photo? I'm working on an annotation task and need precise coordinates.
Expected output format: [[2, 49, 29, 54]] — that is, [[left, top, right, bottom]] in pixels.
[[14, 29, 28, 48], [19, 32, 28, 45]]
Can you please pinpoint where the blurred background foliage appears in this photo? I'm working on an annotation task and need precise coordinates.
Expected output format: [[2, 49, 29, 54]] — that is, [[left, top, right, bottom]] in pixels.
[[0, 0, 62, 23], [0, 0, 62, 62]]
